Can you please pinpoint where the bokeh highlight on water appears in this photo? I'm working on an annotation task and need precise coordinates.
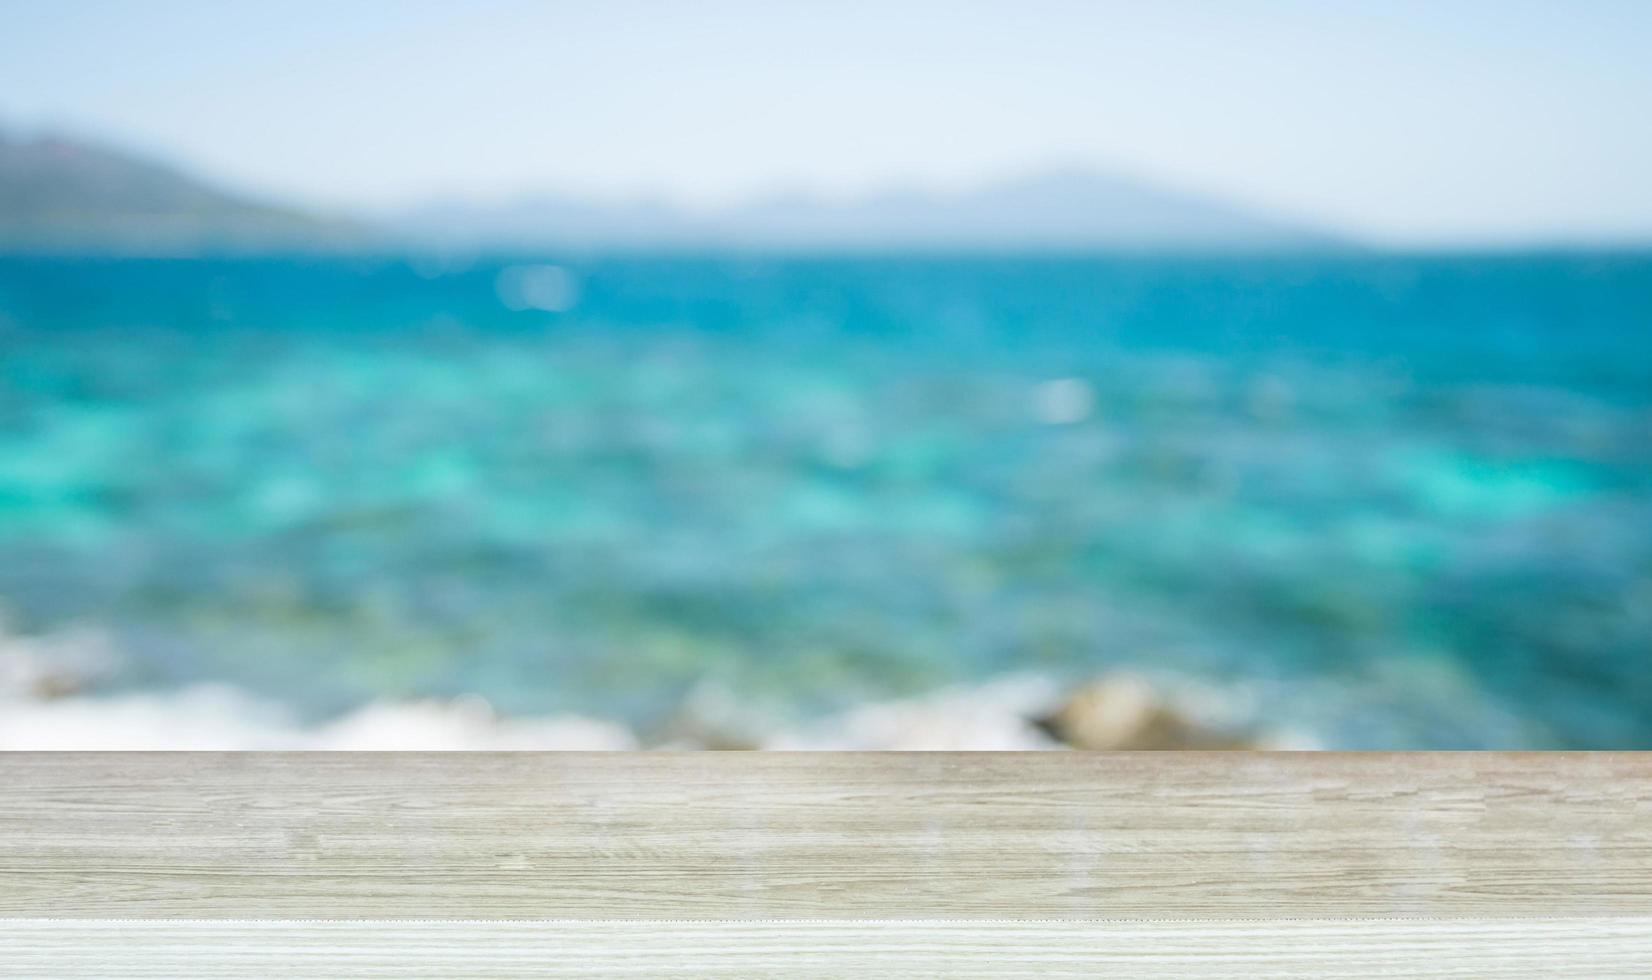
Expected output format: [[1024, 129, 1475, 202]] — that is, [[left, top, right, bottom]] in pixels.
[[1, 253, 1649, 747]]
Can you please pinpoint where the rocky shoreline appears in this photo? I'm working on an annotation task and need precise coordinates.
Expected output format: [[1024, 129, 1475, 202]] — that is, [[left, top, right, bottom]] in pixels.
[[1, 627, 1309, 750]]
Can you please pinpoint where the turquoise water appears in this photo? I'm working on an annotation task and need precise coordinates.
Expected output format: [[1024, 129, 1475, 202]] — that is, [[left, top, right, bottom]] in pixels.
[[1, 253, 1649, 746]]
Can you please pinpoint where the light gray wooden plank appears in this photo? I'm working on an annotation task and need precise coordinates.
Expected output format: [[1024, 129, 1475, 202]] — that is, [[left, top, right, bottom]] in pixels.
[[3, 919, 1650, 978], [0, 752, 1648, 919]]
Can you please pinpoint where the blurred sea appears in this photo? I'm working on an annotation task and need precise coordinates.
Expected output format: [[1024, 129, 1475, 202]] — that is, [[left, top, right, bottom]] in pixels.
[[1, 252, 1649, 747]]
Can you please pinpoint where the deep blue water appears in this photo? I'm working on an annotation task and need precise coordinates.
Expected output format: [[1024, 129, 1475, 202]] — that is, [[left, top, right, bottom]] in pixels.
[[1, 252, 1649, 746]]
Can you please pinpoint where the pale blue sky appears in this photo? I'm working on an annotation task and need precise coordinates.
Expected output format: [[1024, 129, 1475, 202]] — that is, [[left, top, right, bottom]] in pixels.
[[3, 0, 1650, 245]]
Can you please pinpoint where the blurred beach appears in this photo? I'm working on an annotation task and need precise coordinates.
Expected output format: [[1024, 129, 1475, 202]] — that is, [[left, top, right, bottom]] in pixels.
[[2, 253, 1648, 748], [7, 0, 1652, 750]]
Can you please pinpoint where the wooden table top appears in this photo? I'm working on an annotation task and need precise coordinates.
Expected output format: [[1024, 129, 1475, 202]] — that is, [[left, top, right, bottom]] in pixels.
[[1, 751, 1648, 976]]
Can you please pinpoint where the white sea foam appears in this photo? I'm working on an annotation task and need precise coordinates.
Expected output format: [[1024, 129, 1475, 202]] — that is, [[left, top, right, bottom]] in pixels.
[[765, 674, 1065, 750], [0, 613, 1315, 751], [0, 686, 638, 750], [0, 671, 1319, 751]]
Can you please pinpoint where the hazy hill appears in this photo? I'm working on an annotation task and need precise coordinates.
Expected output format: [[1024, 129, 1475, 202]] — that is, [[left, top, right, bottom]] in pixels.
[[397, 169, 1338, 252], [0, 130, 361, 253], [0, 127, 1337, 253]]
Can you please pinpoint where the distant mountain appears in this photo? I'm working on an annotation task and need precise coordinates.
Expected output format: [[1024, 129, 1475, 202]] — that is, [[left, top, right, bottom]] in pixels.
[[0, 126, 1339, 254], [397, 170, 1340, 252], [0, 129, 362, 254]]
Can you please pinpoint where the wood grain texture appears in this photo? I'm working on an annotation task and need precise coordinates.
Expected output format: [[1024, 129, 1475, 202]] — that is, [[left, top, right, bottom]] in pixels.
[[1, 752, 1649, 920], [4, 919, 1651, 978]]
